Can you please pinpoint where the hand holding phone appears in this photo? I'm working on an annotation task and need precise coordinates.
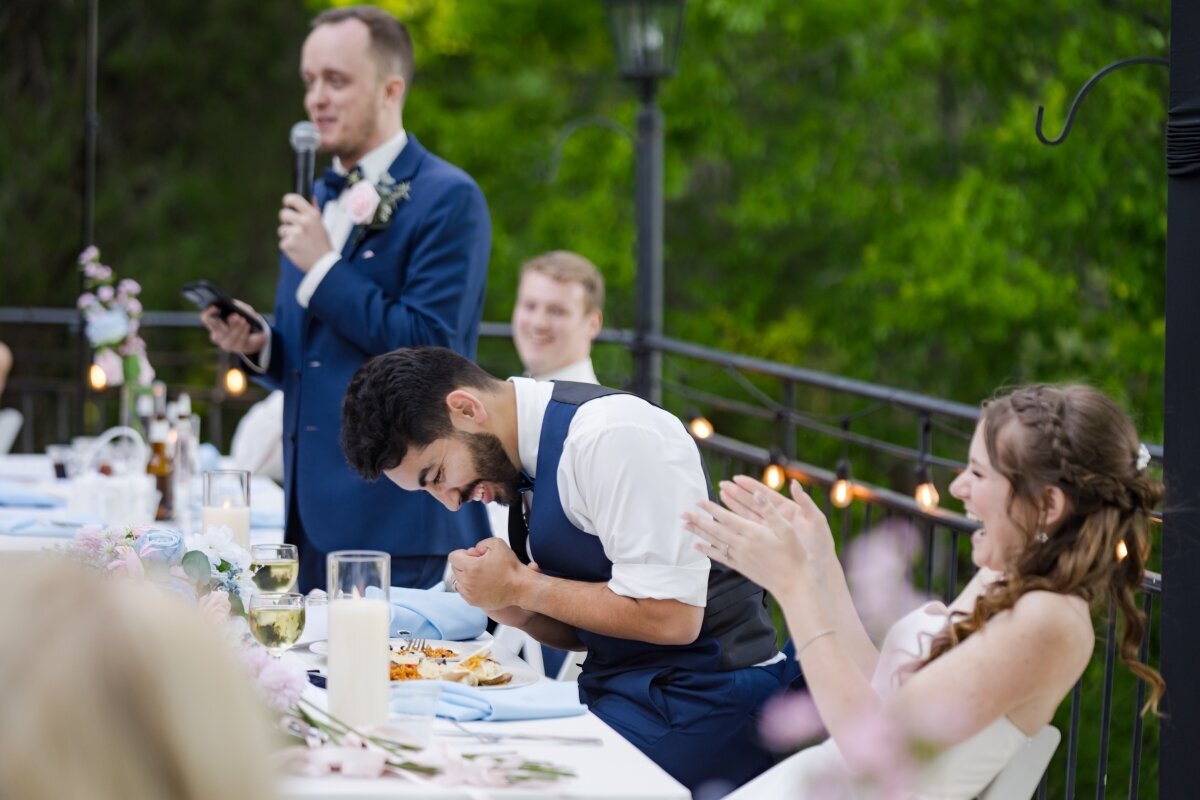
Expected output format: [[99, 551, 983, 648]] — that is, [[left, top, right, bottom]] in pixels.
[[182, 280, 263, 332]]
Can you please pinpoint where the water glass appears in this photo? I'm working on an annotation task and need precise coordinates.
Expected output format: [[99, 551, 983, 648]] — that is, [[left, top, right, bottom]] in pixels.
[[387, 681, 443, 748]]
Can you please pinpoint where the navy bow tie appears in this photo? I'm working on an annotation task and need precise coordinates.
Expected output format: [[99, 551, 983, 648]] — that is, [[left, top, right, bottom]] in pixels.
[[321, 166, 363, 197]]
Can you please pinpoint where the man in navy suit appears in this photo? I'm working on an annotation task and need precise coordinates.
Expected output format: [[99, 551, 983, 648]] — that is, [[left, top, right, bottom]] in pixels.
[[202, 6, 490, 592]]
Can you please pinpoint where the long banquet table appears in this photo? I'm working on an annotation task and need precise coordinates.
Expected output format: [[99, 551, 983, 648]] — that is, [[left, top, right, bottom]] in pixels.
[[0, 453, 692, 799]]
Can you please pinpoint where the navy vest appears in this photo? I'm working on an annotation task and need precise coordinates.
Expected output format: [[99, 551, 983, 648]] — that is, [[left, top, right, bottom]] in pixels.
[[526, 381, 778, 688]]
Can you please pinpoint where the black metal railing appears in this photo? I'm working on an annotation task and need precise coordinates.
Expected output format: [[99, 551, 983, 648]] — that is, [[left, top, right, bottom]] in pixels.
[[0, 307, 1163, 797]]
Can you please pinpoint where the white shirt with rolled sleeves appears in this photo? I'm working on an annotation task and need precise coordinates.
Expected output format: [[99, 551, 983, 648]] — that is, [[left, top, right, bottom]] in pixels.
[[511, 377, 710, 608]]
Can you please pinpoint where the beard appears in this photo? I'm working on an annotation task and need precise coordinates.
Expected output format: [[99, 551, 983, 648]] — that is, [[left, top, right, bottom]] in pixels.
[[458, 431, 522, 507]]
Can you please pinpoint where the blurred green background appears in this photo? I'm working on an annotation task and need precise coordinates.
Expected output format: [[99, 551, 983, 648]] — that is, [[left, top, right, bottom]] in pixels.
[[1, 0, 1169, 434]]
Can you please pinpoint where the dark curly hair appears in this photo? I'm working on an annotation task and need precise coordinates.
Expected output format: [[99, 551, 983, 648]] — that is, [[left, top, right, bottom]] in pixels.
[[922, 384, 1165, 714], [340, 347, 499, 480]]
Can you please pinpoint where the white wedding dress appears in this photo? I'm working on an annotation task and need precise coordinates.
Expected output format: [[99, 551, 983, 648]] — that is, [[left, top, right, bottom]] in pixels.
[[729, 602, 1031, 800]]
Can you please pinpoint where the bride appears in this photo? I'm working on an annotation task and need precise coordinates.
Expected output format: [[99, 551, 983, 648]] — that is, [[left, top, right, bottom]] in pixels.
[[684, 384, 1164, 799]]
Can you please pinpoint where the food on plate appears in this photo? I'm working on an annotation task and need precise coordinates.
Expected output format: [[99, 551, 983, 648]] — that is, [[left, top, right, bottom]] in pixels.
[[387, 642, 460, 660], [388, 647, 512, 686]]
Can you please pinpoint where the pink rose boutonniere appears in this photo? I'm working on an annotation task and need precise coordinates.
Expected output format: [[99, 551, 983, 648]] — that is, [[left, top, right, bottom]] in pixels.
[[345, 172, 412, 244], [345, 182, 381, 225]]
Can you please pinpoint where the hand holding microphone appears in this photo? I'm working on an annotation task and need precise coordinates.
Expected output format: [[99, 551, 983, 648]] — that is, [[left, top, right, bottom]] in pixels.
[[280, 121, 331, 271]]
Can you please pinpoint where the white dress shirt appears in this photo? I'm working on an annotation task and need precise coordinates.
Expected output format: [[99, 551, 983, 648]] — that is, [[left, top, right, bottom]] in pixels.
[[510, 377, 711, 607], [532, 358, 599, 384]]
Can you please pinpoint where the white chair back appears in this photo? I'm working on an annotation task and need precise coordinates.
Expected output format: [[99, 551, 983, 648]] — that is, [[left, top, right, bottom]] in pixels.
[[977, 725, 1061, 800], [492, 624, 586, 681], [0, 408, 22, 454]]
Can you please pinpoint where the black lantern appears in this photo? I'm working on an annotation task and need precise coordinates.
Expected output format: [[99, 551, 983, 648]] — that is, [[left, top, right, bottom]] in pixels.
[[603, 0, 688, 82]]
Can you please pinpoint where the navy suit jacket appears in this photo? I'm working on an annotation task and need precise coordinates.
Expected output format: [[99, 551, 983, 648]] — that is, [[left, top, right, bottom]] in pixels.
[[257, 134, 490, 561]]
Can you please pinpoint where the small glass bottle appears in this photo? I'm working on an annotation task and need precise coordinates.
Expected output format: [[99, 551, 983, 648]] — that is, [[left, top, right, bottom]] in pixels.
[[147, 418, 175, 521]]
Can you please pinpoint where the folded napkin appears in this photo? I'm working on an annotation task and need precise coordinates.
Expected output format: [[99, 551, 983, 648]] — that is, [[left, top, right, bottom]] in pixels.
[[0, 513, 102, 537], [435, 680, 586, 722], [0, 479, 63, 509], [365, 585, 488, 641], [250, 509, 285, 528]]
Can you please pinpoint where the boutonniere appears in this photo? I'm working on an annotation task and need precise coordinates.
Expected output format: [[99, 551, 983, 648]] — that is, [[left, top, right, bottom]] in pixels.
[[345, 172, 411, 240]]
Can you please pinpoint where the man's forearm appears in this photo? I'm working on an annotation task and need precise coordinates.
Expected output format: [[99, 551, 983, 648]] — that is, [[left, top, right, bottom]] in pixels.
[[487, 606, 586, 651], [514, 572, 703, 646]]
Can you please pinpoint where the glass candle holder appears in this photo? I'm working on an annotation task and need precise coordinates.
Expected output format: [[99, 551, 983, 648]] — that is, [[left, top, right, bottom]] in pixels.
[[327, 551, 391, 727], [201, 469, 251, 548]]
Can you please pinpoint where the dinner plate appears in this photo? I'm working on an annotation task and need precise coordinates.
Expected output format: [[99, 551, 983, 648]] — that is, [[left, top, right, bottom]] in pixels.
[[306, 639, 540, 690], [308, 638, 467, 659]]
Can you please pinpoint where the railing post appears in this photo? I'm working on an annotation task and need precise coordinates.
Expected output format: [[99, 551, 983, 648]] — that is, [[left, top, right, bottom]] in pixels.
[[1161, 2, 1200, 796]]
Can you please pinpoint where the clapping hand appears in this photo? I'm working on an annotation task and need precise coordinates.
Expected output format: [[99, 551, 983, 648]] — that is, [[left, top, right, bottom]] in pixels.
[[683, 476, 836, 598]]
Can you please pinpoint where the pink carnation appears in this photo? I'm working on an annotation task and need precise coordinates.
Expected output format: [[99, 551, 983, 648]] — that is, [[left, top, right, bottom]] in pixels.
[[76, 292, 97, 310], [345, 181, 381, 225], [97, 285, 114, 302], [257, 656, 310, 712], [107, 545, 145, 579], [94, 349, 125, 387], [198, 589, 233, 626], [78, 245, 100, 265]]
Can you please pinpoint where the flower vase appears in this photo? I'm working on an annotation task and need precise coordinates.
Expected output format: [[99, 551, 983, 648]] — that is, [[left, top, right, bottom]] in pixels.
[[120, 355, 144, 438]]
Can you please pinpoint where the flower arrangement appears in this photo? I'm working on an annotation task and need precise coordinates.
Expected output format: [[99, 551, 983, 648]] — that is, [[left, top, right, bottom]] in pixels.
[[69, 523, 252, 616], [239, 643, 575, 787], [345, 172, 411, 242], [77, 245, 154, 390]]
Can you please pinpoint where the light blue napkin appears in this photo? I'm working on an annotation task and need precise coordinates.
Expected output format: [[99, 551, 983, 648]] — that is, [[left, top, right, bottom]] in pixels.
[[250, 509, 285, 528], [365, 585, 488, 641], [0, 516, 95, 537], [0, 479, 63, 509], [434, 680, 586, 722]]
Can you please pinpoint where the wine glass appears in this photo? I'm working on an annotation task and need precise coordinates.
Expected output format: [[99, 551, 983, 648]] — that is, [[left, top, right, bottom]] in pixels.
[[248, 592, 306, 657], [250, 543, 300, 593]]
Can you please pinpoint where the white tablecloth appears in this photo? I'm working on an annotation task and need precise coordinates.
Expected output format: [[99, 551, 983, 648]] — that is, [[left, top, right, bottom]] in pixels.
[[282, 631, 689, 800], [0, 454, 284, 551]]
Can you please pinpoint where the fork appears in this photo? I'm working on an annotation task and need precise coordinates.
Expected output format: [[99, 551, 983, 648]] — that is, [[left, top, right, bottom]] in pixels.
[[398, 637, 426, 655]]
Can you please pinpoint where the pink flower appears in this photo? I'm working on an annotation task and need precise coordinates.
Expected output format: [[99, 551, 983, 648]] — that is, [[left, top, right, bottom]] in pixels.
[[78, 245, 100, 265], [84, 262, 113, 281], [198, 589, 233, 625], [107, 545, 145, 579], [758, 691, 826, 751], [76, 292, 97, 310], [97, 285, 114, 302], [258, 656, 309, 712], [345, 181, 381, 225], [836, 709, 919, 799], [845, 521, 925, 639], [118, 278, 142, 295], [94, 348, 125, 387], [74, 524, 106, 554]]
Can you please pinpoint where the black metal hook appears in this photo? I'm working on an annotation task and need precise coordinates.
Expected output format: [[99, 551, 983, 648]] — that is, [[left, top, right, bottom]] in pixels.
[[1035, 56, 1168, 146]]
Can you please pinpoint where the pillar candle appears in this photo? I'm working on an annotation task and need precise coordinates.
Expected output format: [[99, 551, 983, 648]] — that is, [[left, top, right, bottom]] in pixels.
[[327, 596, 390, 727], [201, 501, 251, 549]]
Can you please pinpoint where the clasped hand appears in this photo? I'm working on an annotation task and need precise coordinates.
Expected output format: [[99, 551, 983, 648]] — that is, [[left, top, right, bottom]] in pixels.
[[447, 538, 531, 612], [277, 193, 332, 272], [682, 475, 836, 598]]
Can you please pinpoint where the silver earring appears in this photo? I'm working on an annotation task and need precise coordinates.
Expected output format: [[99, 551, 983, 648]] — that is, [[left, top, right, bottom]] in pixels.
[[1035, 531, 1049, 544]]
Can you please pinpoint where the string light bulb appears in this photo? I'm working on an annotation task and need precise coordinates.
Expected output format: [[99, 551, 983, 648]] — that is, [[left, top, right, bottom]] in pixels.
[[914, 464, 939, 511], [763, 462, 787, 491], [831, 460, 853, 509], [689, 415, 714, 440], [88, 364, 107, 391], [224, 367, 247, 396]]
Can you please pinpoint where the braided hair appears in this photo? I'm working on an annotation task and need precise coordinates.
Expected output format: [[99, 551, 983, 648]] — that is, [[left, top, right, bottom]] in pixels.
[[922, 385, 1164, 714]]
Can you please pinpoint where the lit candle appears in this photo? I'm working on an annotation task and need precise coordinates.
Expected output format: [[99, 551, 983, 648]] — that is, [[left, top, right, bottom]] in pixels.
[[201, 500, 251, 549], [327, 593, 391, 727]]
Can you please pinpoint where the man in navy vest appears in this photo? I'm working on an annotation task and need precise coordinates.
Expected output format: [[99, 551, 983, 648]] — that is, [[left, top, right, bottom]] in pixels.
[[341, 346, 796, 792], [201, 7, 489, 592]]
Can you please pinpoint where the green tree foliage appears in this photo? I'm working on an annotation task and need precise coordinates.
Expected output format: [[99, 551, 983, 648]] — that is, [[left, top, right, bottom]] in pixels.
[[2, 0, 1167, 432]]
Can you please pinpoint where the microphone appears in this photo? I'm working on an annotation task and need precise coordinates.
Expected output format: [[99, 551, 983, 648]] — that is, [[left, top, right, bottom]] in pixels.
[[289, 121, 320, 198]]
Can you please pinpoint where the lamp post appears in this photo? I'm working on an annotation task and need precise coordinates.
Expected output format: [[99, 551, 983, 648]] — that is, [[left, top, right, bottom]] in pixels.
[[604, 0, 687, 404]]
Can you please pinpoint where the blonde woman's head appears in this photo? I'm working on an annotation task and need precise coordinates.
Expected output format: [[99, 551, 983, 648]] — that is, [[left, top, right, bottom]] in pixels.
[[0, 558, 278, 800]]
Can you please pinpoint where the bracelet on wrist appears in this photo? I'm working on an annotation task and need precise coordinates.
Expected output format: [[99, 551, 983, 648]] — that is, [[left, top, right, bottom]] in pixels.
[[794, 627, 836, 659]]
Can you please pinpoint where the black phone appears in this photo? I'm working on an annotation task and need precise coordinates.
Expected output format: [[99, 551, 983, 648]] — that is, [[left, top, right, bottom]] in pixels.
[[181, 280, 263, 332]]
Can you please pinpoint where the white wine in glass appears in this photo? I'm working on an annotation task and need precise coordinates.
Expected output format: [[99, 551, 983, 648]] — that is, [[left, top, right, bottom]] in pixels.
[[250, 544, 299, 593], [249, 593, 306, 656]]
